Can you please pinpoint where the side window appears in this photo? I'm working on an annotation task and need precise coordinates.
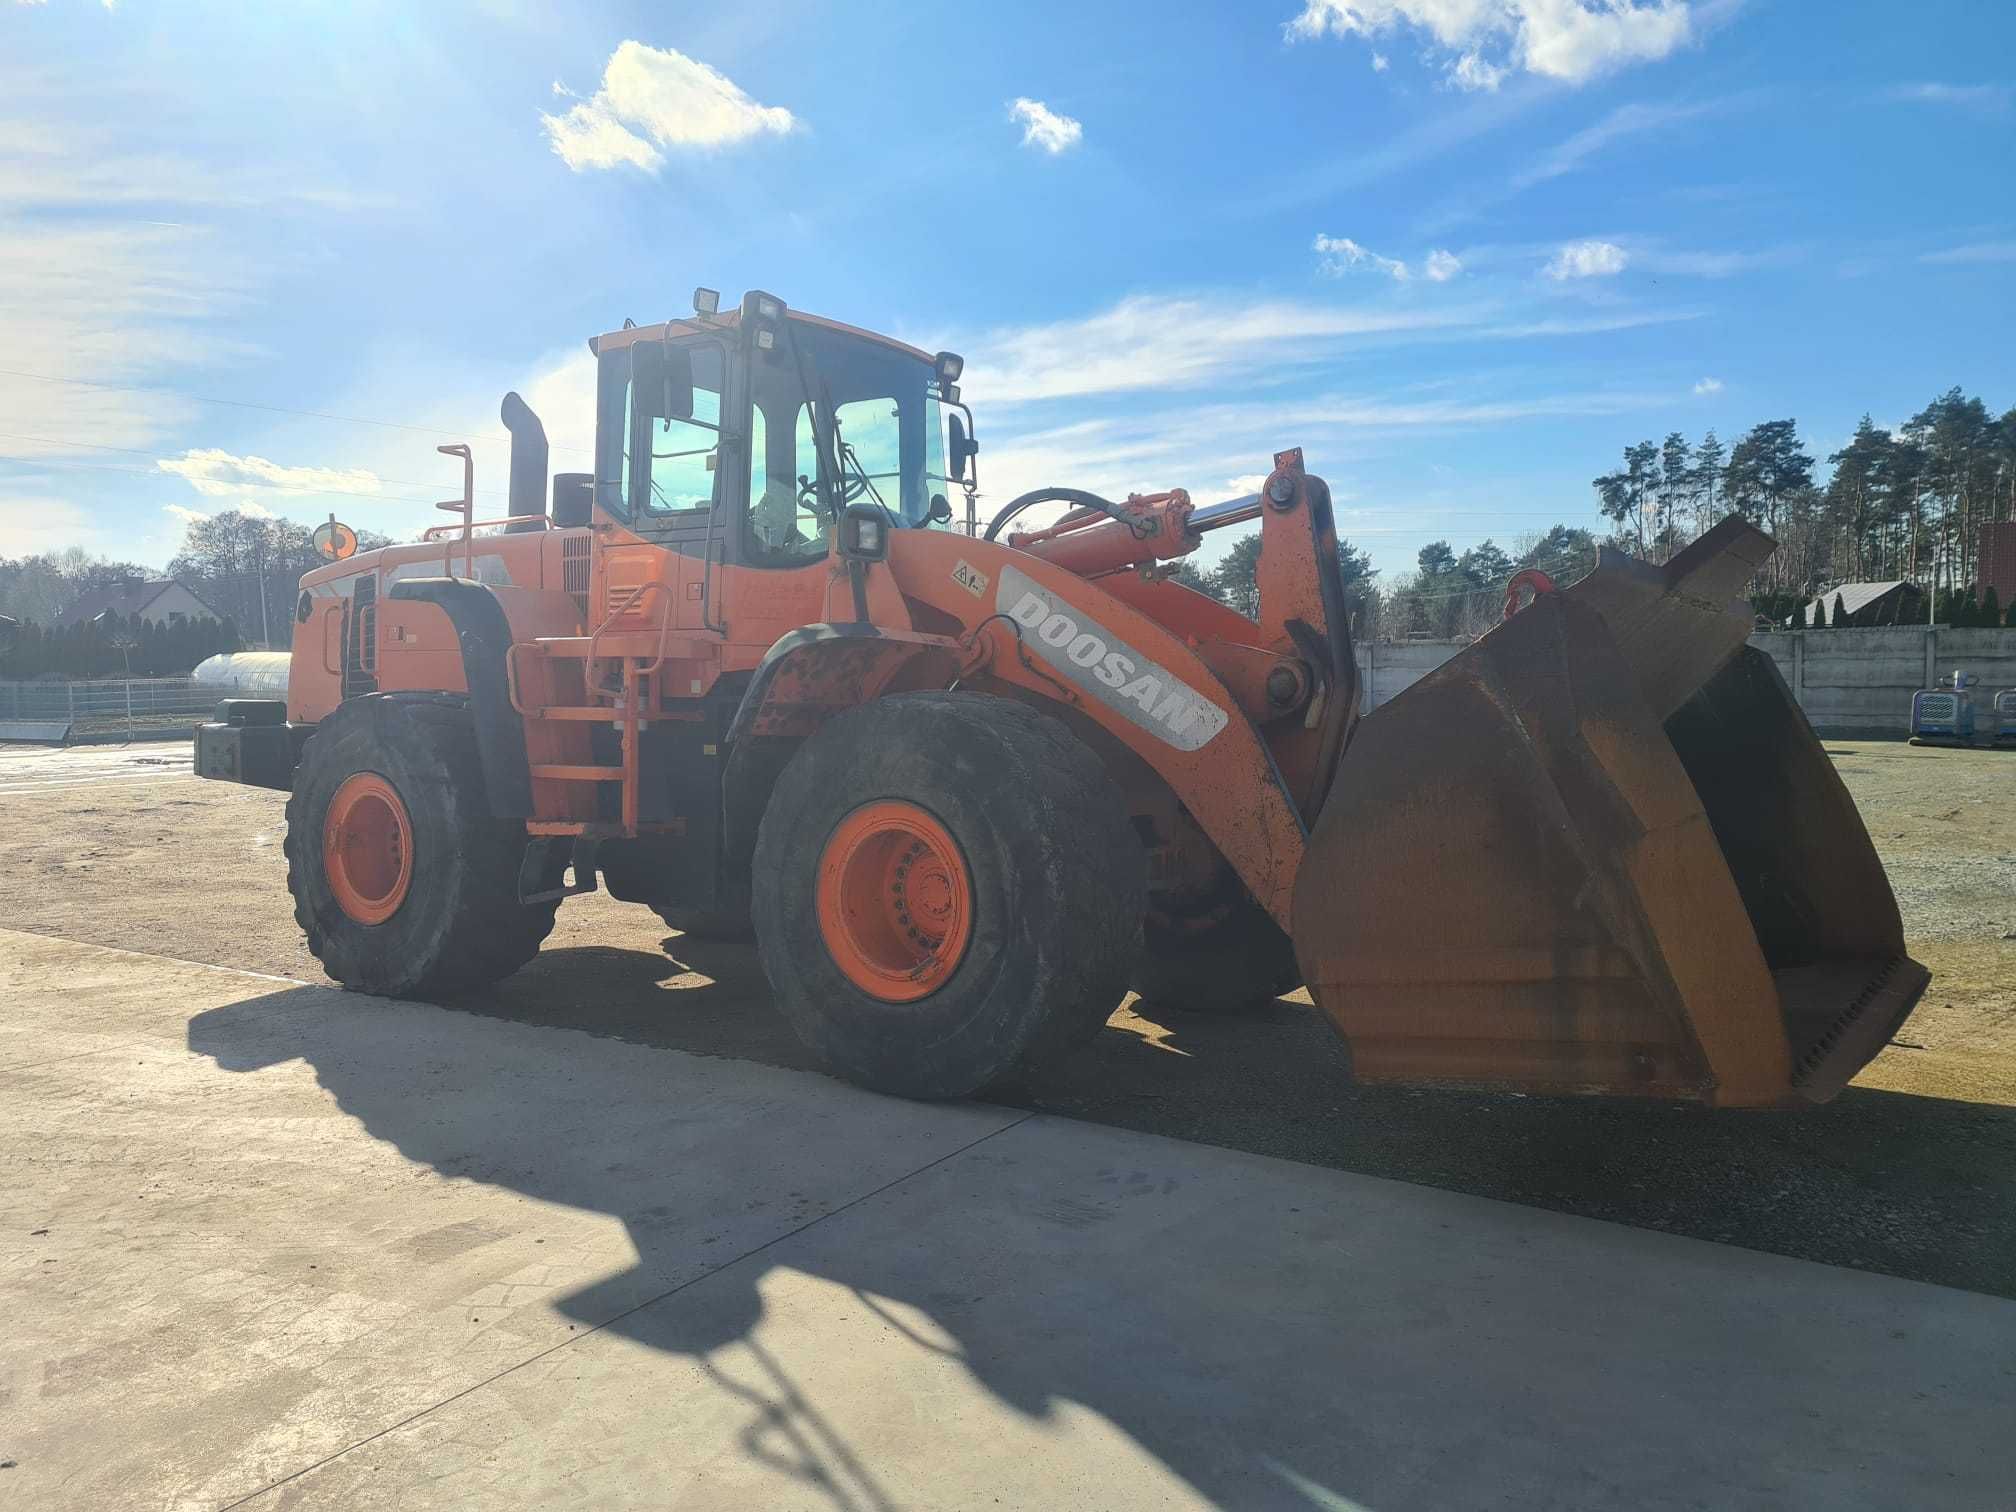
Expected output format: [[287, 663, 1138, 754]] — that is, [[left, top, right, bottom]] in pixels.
[[631, 344, 724, 518]]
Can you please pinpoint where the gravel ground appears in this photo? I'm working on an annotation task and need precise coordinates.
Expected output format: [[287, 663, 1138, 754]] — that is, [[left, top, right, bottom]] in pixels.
[[2, 736, 2011, 1297]]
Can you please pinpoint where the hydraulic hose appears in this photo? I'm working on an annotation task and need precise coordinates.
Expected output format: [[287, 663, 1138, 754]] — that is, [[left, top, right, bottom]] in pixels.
[[982, 487, 1121, 543]]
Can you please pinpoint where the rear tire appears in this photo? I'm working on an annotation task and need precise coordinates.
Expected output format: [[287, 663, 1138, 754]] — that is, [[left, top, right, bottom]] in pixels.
[[285, 695, 557, 998], [751, 691, 1142, 1099]]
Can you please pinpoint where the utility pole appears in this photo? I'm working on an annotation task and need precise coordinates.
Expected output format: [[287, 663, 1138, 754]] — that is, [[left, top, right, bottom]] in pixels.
[[253, 531, 272, 649]]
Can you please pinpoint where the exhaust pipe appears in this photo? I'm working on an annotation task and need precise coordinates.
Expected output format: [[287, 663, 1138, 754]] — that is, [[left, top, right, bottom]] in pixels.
[[500, 391, 548, 533]]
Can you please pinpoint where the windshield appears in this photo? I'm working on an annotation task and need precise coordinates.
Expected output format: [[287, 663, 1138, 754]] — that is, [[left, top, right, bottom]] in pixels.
[[746, 320, 959, 563]]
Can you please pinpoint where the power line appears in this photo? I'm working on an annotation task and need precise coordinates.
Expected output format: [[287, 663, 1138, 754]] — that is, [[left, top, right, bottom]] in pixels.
[[0, 450, 455, 510], [0, 430, 516, 503], [0, 364, 593, 454]]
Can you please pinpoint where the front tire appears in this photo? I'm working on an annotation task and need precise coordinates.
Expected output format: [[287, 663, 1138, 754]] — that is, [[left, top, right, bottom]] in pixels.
[[751, 691, 1142, 1099], [285, 695, 557, 998]]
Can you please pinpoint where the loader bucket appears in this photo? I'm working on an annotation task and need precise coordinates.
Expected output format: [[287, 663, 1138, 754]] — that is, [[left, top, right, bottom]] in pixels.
[[1292, 518, 1928, 1108]]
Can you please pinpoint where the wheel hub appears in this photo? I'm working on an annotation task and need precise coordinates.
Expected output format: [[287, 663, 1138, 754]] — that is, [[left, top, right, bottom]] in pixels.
[[816, 801, 973, 1001], [323, 771, 414, 925]]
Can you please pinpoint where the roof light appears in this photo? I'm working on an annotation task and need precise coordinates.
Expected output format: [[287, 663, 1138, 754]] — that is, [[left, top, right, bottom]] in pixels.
[[693, 287, 721, 317], [934, 351, 964, 383]]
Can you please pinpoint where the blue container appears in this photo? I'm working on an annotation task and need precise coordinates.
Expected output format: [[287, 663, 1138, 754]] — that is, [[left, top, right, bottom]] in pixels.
[[1910, 678, 1977, 745], [1993, 689, 2016, 747]]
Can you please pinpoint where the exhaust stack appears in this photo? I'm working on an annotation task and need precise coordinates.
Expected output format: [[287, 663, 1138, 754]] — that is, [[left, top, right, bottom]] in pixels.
[[500, 392, 549, 533]]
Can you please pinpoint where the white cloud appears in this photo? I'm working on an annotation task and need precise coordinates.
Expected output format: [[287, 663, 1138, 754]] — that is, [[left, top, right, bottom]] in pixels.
[[0, 220, 250, 459], [1634, 243, 1795, 277], [1287, 1, 1693, 88], [0, 497, 97, 556], [1371, 50, 1391, 70], [954, 289, 1698, 420], [1314, 233, 1411, 279], [978, 383, 1670, 523], [1692, 376, 1723, 394], [1512, 97, 1726, 191], [155, 449, 384, 501], [542, 105, 660, 172], [1423, 248, 1463, 281], [542, 41, 796, 173], [1449, 51, 1508, 91], [1008, 98, 1083, 154], [1882, 81, 2012, 116], [962, 293, 1477, 406], [1544, 239, 1628, 278], [1314, 235, 1463, 282], [1919, 241, 2016, 266]]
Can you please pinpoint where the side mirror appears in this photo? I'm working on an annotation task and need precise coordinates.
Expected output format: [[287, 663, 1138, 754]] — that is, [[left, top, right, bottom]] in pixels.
[[947, 412, 979, 485], [551, 472, 594, 528], [631, 340, 694, 423], [927, 493, 953, 525]]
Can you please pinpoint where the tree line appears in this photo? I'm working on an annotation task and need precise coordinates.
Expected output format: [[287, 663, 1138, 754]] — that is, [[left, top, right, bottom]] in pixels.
[[1186, 385, 2011, 639], [1592, 387, 2014, 596], [165, 510, 393, 643], [0, 611, 242, 681], [0, 509, 392, 675], [1183, 523, 1597, 641]]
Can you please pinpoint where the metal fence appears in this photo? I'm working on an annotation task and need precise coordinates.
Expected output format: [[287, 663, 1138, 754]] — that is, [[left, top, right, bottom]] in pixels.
[[0, 677, 224, 735]]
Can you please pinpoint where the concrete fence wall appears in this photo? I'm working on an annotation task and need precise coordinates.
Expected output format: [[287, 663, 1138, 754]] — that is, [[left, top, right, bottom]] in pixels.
[[1356, 626, 2016, 735]]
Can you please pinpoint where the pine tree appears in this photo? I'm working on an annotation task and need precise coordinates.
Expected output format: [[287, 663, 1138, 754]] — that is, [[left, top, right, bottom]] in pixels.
[[1811, 594, 1828, 628], [1982, 586, 2003, 630], [1832, 591, 1849, 629], [1958, 585, 1979, 627]]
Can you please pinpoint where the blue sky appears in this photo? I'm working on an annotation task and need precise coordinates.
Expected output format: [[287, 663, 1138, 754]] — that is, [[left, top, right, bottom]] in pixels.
[[2, 0, 2010, 579]]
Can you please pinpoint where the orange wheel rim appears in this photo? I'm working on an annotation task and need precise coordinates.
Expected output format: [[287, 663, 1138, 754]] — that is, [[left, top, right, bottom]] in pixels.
[[815, 800, 973, 1001], [323, 772, 414, 926]]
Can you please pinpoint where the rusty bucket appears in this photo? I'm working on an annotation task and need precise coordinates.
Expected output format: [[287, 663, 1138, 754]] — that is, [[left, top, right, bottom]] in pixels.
[[1292, 518, 1928, 1107]]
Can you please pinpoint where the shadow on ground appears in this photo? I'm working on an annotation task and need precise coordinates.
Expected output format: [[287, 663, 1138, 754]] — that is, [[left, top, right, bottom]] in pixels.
[[258, 938, 2016, 1300], [185, 981, 2014, 1509]]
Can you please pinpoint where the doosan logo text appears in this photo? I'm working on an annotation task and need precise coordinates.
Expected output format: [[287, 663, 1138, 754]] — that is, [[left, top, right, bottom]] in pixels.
[[1003, 587, 1226, 748]]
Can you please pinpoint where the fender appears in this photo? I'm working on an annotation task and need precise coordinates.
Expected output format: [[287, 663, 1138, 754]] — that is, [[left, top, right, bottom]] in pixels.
[[726, 624, 964, 743], [385, 577, 533, 818]]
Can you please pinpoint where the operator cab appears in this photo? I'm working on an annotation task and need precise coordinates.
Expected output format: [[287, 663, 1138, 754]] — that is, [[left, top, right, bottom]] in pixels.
[[587, 290, 979, 565]]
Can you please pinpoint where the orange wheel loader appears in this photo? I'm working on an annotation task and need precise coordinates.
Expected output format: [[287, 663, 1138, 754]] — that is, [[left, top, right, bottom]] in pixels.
[[194, 289, 1928, 1105]]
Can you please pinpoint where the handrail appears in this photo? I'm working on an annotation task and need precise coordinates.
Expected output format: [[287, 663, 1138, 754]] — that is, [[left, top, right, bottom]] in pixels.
[[435, 444, 475, 578], [421, 514, 552, 542], [585, 579, 679, 700]]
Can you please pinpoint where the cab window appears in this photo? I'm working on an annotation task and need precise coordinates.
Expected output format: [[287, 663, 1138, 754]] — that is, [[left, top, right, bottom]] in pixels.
[[742, 321, 960, 567], [594, 339, 727, 521]]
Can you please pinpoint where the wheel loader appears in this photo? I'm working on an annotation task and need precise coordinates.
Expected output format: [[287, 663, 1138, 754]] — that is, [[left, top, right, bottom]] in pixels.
[[195, 288, 1928, 1106]]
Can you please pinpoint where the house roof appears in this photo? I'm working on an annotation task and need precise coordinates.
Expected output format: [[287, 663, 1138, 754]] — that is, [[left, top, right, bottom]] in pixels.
[[54, 579, 220, 628], [1799, 580, 1913, 624]]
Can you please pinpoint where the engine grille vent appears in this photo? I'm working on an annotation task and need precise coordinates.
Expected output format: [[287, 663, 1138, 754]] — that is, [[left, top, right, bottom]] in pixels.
[[342, 573, 379, 699], [563, 537, 591, 621]]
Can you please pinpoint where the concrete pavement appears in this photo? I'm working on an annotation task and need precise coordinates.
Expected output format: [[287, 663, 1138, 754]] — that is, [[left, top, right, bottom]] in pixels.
[[3, 927, 2012, 1509]]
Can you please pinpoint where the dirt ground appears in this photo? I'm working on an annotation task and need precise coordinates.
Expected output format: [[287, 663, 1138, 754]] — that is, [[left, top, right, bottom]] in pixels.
[[2, 737, 2011, 1297]]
